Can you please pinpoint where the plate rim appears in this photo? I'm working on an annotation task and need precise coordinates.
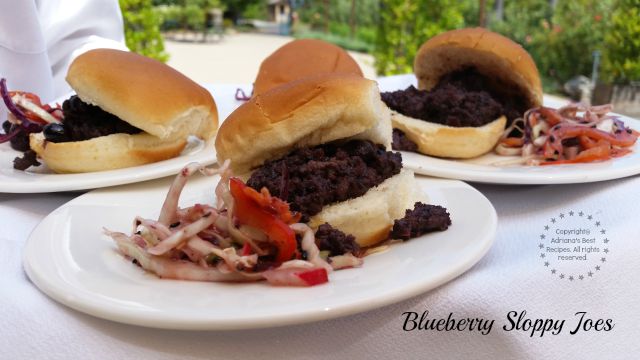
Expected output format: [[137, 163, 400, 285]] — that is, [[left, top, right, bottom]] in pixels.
[[0, 139, 216, 193], [23, 176, 497, 330]]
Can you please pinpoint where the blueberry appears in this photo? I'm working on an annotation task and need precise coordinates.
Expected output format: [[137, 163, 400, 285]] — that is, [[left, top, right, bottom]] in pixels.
[[43, 123, 68, 143]]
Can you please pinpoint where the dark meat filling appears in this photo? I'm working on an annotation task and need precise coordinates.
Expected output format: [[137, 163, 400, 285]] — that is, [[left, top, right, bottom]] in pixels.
[[382, 84, 502, 128], [390, 202, 451, 240], [247, 140, 402, 221], [438, 67, 526, 123], [13, 149, 40, 171], [2, 120, 30, 151], [315, 223, 360, 257], [43, 95, 142, 143], [392, 128, 419, 152], [381, 67, 527, 128]]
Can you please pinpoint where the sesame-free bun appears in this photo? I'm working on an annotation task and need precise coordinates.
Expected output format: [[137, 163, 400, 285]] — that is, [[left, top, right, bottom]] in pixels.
[[216, 73, 391, 175], [393, 28, 541, 159], [253, 39, 363, 96], [414, 27, 542, 108], [66, 49, 218, 140], [216, 73, 426, 247], [309, 169, 426, 247], [30, 49, 219, 173], [29, 131, 187, 173], [391, 112, 506, 159]]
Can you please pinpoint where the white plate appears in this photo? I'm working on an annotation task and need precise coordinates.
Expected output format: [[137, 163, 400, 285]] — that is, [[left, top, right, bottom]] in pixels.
[[0, 84, 248, 193], [23, 174, 497, 330], [377, 74, 640, 184]]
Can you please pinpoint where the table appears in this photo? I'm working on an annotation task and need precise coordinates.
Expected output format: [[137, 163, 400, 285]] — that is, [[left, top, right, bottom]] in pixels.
[[2, 175, 638, 359]]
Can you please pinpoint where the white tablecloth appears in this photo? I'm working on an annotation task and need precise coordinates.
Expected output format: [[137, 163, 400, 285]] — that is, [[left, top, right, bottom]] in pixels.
[[3, 178, 639, 359], [2, 78, 639, 359]]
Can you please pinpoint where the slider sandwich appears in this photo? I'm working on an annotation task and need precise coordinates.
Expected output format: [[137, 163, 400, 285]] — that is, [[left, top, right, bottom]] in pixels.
[[382, 28, 543, 158], [252, 39, 363, 96], [216, 74, 432, 247], [29, 49, 218, 173]]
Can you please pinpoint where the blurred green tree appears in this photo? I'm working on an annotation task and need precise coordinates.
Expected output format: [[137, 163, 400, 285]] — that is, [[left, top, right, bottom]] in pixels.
[[490, 0, 614, 91], [603, 0, 640, 83], [120, 0, 169, 62], [374, 0, 467, 75], [155, 0, 223, 31], [224, 0, 263, 23]]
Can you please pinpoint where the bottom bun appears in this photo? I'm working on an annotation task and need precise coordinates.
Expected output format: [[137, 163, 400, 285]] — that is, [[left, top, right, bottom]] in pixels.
[[308, 169, 425, 247], [391, 112, 506, 159], [30, 132, 187, 173]]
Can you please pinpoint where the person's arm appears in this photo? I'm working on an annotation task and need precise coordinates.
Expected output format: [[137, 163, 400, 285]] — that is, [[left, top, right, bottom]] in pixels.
[[37, 0, 129, 100]]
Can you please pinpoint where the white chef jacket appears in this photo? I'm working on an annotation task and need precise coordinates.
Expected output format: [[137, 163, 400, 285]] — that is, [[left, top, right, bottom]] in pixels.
[[0, 0, 128, 108]]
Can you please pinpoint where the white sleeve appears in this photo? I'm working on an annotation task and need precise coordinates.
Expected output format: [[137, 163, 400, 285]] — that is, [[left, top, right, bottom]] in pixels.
[[36, 0, 129, 99], [0, 1, 55, 102]]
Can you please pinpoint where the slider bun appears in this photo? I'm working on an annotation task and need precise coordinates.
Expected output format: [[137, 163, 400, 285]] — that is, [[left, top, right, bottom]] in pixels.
[[414, 28, 542, 108], [309, 170, 425, 247], [392, 112, 506, 158], [29, 131, 187, 173], [216, 74, 391, 175], [66, 49, 218, 140], [253, 39, 363, 96]]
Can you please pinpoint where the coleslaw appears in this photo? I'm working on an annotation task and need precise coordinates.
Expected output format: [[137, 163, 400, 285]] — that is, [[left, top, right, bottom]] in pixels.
[[104, 161, 363, 287], [495, 103, 638, 166]]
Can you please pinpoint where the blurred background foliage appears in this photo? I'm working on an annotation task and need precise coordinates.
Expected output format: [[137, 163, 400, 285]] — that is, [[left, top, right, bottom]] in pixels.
[[120, 0, 640, 90], [119, 0, 169, 62]]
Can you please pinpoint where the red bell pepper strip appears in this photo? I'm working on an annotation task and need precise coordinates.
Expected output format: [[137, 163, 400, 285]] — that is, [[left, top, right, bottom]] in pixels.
[[241, 242, 252, 256], [297, 268, 329, 286], [541, 144, 611, 165], [242, 185, 301, 224], [539, 107, 563, 126], [229, 177, 297, 263], [551, 124, 637, 148]]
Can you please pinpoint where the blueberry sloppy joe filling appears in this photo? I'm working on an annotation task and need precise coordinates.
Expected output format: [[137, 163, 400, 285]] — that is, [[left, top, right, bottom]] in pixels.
[[42, 95, 142, 143], [246, 139, 402, 221], [381, 68, 529, 151]]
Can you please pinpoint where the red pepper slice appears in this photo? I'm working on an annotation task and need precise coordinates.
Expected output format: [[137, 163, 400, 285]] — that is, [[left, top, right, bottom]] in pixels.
[[9, 91, 42, 106], [229, 177, 297, 263], [539, 107, 564, 126], [241, 242, 252, 256], [297, 268, 329, 286], [242, 185, 301, 224], [541, 144, 611, 165], [552, 124, 637, 148]]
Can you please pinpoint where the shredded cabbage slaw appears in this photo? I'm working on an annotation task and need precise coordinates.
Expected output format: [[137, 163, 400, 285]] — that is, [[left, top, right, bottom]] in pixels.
[[495, 103, 638, 166], [104, 161, 363, 287]]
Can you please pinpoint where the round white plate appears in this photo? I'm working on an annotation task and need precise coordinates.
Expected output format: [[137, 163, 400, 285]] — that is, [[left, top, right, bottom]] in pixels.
[[23, 174, 497, 330], [377, 74, 640, 184], [0, 137, 216, 193], [0, 84, 247, 193]]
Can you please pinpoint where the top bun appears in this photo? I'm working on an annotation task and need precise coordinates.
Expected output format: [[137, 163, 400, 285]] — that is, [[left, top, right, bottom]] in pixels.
[[216, 73, 391, 174], [253, 39, 363, 96], [414, 28, 542, 109], [66, 49, 218, 140]]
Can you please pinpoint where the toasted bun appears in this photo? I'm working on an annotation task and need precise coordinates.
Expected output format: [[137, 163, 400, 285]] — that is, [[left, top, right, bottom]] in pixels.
[[29, 132, 188, 173], [216, 74, 391, 174], [66, 49, 218, 140], [414, 28, 542, 109], [253, 39, 363, 96], [309, 170, 425, 247], [392, 112, 506, 158]]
